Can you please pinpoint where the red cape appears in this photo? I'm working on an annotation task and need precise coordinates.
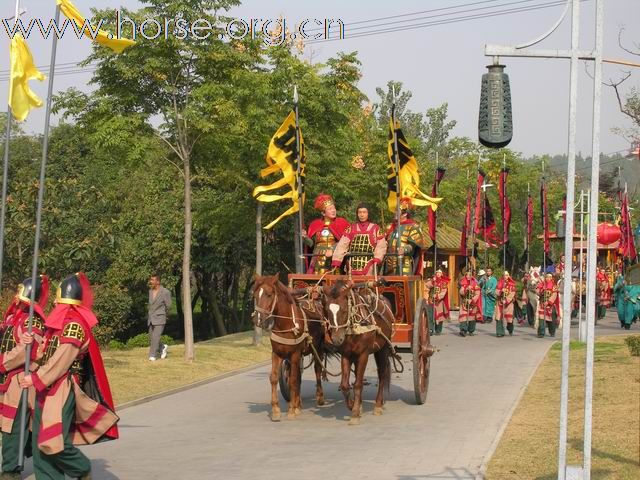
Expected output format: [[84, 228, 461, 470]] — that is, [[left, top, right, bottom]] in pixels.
[[460, 277, 482, 312], [307, 217, 349, 239], [46, 304, 97, 331]]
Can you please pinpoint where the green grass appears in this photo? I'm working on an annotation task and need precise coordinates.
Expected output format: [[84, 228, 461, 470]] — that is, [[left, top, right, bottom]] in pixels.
[[103, 331, 271, 406], [487, 335, 640, 479]]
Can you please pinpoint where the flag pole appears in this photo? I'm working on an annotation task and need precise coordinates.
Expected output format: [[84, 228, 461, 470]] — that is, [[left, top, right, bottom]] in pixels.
[[18, 4, 60, 468], [502, 153, 507, 270], [293, 85, 304, 274], [465, 168, 470, 270], [391, 85, 403, 275], [0, 0, 22, 293], [526, 182, 530, 270], [433, 152, 439, 276]]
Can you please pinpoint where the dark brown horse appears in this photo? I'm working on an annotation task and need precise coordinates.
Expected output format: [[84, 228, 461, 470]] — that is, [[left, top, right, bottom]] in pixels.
[[253, 274, 327, 421], [322, 280, 394, 425]]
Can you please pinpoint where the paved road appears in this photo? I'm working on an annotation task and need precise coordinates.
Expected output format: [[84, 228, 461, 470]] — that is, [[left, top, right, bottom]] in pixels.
[[20, 312, 629, 480]]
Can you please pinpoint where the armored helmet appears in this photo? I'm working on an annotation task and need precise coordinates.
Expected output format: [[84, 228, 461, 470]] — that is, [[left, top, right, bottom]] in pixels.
[[17, 276, 45, 305]]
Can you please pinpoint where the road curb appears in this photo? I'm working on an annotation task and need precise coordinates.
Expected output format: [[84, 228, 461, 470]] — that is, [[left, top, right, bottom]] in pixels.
[[475, 340, 555, 480], [116, 360, 271, 412]]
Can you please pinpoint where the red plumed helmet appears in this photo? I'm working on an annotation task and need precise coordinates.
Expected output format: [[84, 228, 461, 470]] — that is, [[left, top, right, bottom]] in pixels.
[[314, 193, 334, 212]]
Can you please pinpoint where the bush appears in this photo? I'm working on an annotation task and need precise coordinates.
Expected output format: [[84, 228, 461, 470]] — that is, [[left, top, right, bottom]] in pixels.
[[125, 332, 175, 349], [108, 339, 128, 350], [93, 285, 133, 346], [624, 335, 640, 357]]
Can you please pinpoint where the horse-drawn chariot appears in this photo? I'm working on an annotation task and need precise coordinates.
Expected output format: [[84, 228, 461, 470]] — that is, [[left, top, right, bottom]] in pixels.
[[285, 271, 435, 405]]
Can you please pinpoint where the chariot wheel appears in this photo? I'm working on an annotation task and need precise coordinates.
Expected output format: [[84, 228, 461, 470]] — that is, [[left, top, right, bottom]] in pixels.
[[412, 297, 433, 405], [278, 359, 304, 402]]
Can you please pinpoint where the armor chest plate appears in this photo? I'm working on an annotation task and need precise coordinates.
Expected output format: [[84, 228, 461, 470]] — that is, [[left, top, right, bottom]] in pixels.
[[42, 335, 60, 365], [314, 223, 336, 248], [0, 326, 16, 355]]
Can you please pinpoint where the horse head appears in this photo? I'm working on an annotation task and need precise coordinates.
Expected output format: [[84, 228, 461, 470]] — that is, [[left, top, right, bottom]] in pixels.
[[322, 280, 352, 346], [253, 274, 282, 331]]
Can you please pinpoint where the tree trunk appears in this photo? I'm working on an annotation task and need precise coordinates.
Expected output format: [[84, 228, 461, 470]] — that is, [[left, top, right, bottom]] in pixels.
[[174, 280, 183, 324], [254, 203, 263, 345], [208, 292, 228, 337], [182, 157, 195, 361]]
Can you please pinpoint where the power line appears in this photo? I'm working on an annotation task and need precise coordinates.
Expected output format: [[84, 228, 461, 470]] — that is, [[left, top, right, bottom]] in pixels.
[[345, 0, 542, 33], [306, 0, 585, 44]]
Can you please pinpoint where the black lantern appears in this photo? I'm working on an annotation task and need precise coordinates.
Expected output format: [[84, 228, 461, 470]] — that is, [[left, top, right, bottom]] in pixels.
[[478, 62, 513, 148]]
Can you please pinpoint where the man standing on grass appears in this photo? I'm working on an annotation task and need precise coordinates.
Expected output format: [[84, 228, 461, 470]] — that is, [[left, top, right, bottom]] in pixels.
[[148, 275, 171, 361]]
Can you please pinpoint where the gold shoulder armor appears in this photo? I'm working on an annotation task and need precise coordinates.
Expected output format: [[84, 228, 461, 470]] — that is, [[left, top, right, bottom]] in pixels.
[[62, 322, 86, 343], [24, 317, 44, 332]]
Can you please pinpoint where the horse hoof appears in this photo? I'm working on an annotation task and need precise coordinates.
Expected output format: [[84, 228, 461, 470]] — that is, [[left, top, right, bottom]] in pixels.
[[271, 412, 281, 422], [348, 416, 361, 426], [316, 397, 325, 406], [287, 412, 297, 420], [294, 407, 301, 416], [373, 407, 383, 416]]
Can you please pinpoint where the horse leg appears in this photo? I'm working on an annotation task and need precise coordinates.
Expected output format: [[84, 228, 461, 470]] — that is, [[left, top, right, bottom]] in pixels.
[[314, 350, 325, 406], [288, 350, 302, 419], [373, 345, 390, 416], [269, 352, 282, 422], [339, 354, 353, 411], [349, 353, 368, 426]]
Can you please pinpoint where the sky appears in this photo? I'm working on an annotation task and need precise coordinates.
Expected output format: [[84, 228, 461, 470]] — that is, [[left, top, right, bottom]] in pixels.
[[1, 0, 639, 159]]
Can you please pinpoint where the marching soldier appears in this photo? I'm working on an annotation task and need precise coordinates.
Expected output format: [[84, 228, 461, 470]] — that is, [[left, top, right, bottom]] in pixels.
[[458, 270, 482, 337], [303, 194, 349, 274], [332, 202, 387, 275], [494, 271, 517, 337], [0, 277, 48, 479], [480, 268, 497, 324], [536, 273, 561, 337], [384, 197, 429, 275], [432, 269, 450, 335], [20, 273, 119, 480], [596, 267, 611, 320]]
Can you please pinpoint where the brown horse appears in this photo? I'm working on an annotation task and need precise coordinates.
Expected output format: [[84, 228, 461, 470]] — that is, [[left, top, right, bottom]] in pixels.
[[253, 274, 327, 421], [322, 280, 394, 425]]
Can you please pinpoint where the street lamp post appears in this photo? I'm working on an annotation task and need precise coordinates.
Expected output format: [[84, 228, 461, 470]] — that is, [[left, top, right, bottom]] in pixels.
[[483, 1, 604, 478]]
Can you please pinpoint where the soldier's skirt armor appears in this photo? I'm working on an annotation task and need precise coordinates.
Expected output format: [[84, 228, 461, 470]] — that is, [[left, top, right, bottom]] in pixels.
[[385, 228, 415, 275]]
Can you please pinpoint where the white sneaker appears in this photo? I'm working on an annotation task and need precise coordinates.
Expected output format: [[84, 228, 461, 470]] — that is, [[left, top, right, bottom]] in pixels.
[[160, 344, 168, 359], [149, 356, 156, 361]]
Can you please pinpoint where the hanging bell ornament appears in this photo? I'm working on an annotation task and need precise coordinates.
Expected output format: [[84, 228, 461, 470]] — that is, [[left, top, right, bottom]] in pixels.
[[478, 62, 513, 149]]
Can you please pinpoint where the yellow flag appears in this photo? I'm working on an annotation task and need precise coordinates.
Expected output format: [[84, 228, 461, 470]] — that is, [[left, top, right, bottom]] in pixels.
[[8, 34, 45, 122], [387, 118, 442, 212], [253, 111, 306, 229], [57, 0, 135, 53]]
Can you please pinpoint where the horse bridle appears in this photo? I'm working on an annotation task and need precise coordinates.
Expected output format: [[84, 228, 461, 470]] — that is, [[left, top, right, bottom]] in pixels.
[[254, 289, 278, 328]]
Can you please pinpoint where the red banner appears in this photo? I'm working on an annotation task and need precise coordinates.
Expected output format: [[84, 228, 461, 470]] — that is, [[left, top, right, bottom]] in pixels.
[[498, 168, 511, 244], [474, 169, 485, 235], [461, 188, 472, 256], [541, 180, 550, 254], [526, 193, 534, 247], [428, 167, 446, 241]]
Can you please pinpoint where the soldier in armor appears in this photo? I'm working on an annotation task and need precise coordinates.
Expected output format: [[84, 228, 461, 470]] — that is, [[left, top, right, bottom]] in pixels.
[[20, 273, 119, 480], [384, 197, 430, 275], [303, 194, 349, 275], [536, 273, 561, 337], [596, 267, 611, 320], [432, 269, 450, 335], [458, 270, 482, 337], [332, 202, 387, 275], [0, 276, 48, 479], [495, 271, 517, 337]]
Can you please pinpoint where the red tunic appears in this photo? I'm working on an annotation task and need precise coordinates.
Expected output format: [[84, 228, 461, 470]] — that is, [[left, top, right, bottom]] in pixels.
[[433, 276, 450, 322], [459, 277, 482, 322], [536, 279, 560, 322], [306, 217, 349, 274], [495, 278, 517, 322]]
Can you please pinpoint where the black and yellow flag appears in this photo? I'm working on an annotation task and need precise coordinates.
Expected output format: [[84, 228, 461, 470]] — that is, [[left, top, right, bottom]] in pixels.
[[253, 111, 305, 229], [387, 119, 442, 212]]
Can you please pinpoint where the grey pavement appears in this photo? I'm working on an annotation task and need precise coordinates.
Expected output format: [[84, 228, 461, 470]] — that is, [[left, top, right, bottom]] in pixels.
[[19, 311, 630, 480]]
